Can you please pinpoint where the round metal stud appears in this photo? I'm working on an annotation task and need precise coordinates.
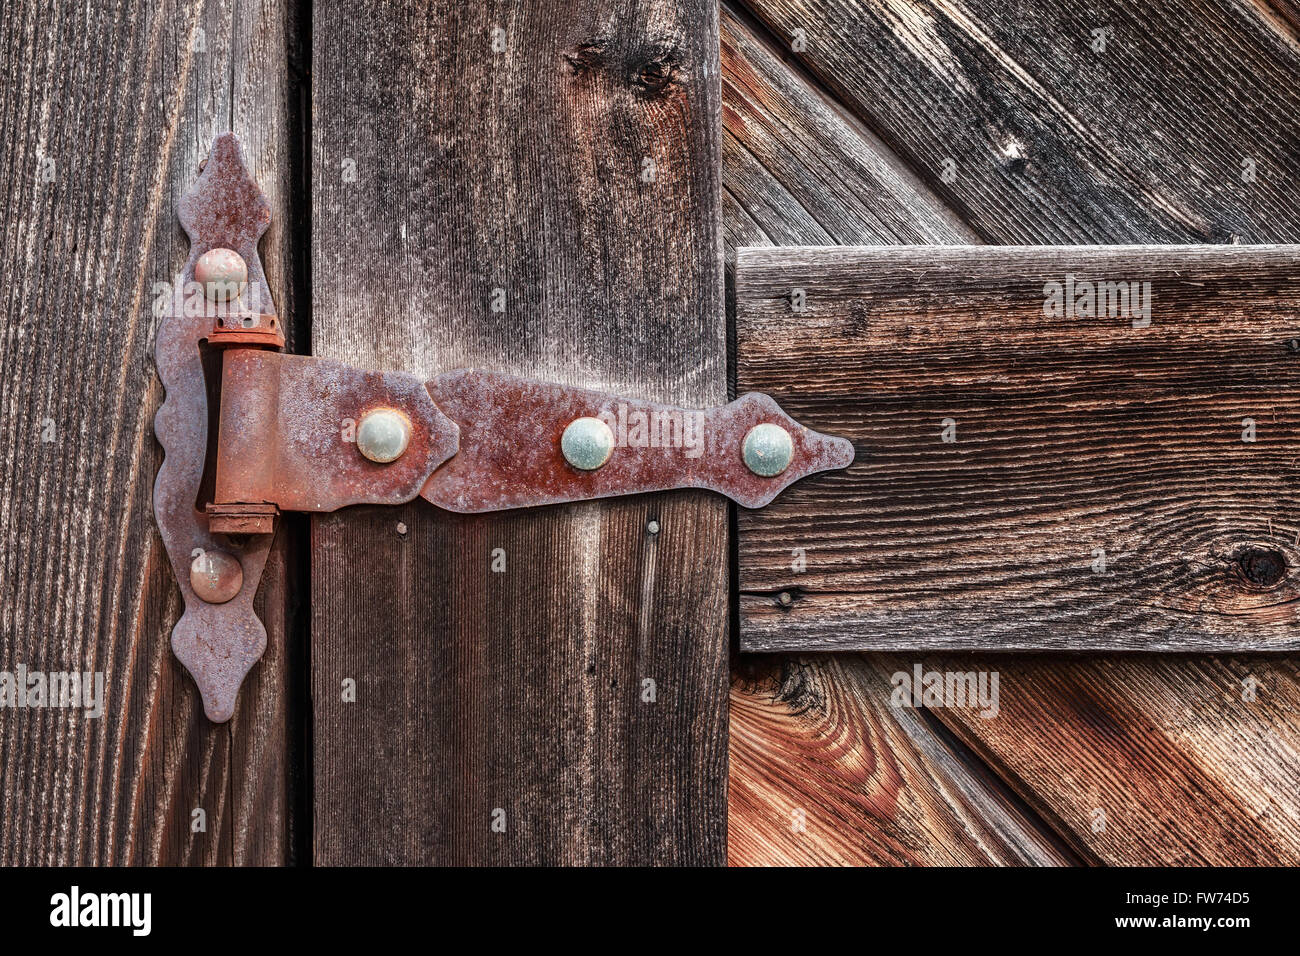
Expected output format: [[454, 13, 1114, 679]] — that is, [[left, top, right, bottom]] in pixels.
[[190, 550, 243, 604], [356, 408, 412, 463], [742, 423, 794, 477], [195, 247, 248, 303], [561, 416, 615, 471]]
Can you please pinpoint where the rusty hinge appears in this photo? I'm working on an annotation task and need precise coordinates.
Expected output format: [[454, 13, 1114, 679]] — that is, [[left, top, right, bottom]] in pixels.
[[154, 135, 853, 721]]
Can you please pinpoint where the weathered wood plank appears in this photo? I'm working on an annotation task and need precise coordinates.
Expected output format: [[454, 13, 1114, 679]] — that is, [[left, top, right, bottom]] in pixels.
[[730, 654, 1076, 864], [737, 243, 1300, 652], [311, 0, 728, 864], [729, 0, 1300, 864], [721, 11, 977, 249], [917, 651, 1300, 864], [736, 0, 1300, 244], [722, 8, 1076, 866], [0, 0, 299, 864]]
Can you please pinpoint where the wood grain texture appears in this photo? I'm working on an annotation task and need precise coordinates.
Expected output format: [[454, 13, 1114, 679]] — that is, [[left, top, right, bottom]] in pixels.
[[730, 654, 1076, 865], [0, 0, 300, 863], [721, 10, 978, 250], [311, 0, 728, 864], [723, 8, 1076, 866], [737, 0, 1300, 244], [737, 243, 1300, 652], [727, 0, 1300, 864], [918, 651, 1300, 864]]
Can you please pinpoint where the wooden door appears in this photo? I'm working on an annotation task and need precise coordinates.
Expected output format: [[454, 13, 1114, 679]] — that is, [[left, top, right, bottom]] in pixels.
[[2, 0, 1298, 867]]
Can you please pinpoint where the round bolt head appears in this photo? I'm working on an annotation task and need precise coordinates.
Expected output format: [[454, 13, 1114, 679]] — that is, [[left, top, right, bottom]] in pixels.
[[561, 416, 615, 471], [356, 408, 412, 463], [190, 550, 243, 604], [743, 423, 794, 477], [195, 247, 248, 303]]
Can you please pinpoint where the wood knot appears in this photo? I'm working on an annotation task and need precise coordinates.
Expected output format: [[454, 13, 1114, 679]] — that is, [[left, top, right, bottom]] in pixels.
[[1234, 546, 1287, 589], [1000, 138, 1028, 172], [635, 57, 674, 91]]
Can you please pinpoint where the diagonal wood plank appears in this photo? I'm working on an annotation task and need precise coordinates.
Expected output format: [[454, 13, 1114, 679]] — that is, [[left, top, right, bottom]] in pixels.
[[737, 0, 1300, 243], [311, 0, 728, 864], [729, 0, 1300, 864], [722, 7, 1073, 865], [0, 0, 300, 864], [730, 654, 1076, 864], [914, 652, 1300, 864]]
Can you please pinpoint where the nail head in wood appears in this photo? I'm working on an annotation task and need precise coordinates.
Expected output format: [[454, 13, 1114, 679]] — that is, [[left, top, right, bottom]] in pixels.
[[190, 550, 243, 604], [195, 247, 248, 303]]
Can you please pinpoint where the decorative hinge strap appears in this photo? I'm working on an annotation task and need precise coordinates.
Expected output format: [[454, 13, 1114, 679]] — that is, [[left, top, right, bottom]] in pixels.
[[206, 354, 852, 520], [154, 135, 854, 722]]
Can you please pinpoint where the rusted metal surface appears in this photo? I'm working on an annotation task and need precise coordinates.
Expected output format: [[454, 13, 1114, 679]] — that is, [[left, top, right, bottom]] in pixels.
[[421, 369, 855, 512], [155, 135, 853, 722], [154, 134, 278, 722], [208, 311, 284, 348], [178, 134, 283, 349], [206, 502, 279, 535], [214, 350, 458, 512], [190, 549, 245, 604]]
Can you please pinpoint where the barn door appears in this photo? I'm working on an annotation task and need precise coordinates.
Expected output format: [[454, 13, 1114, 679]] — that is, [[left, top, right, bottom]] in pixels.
[[5, 0, 1300, 873]]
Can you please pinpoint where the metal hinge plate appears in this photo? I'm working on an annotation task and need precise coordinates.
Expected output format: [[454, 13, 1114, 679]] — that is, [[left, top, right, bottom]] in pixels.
[[154, 135, 853, 720]]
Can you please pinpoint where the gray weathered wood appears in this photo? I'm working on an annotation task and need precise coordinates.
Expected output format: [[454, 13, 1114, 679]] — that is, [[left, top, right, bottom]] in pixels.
[[737, 0, 1300, 244], [737, 243, 1300, 652], [311, 0, 728, 864], [722, 8, 1074, 865], [0, 0, 300, 864], [728, 0, 1300, 864]]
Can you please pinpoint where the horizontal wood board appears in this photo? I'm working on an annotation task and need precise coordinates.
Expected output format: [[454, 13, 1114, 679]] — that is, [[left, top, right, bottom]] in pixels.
[[737, 243, 1300, 652], [725, 0, 1300, 865]]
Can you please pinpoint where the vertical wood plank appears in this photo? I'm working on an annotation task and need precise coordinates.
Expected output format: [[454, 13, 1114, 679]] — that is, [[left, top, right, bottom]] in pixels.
[[312, 0, 728, 864], [0, 0, 299, 864]]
